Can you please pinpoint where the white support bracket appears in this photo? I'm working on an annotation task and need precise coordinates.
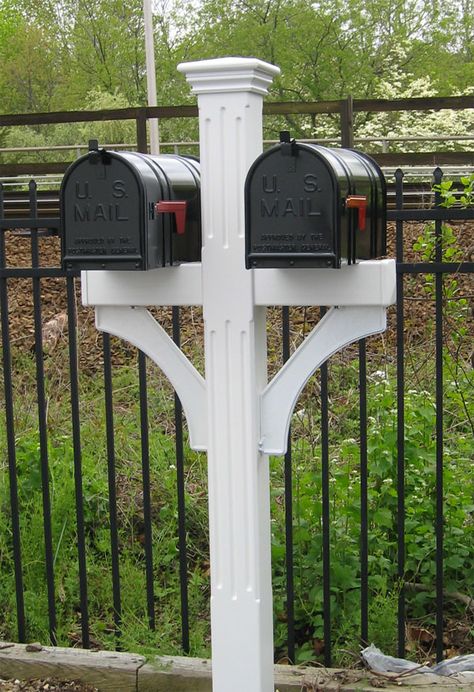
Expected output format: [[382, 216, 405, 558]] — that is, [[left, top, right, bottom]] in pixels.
[[95, 306, 207, 451], [260, 305, 387, 455]]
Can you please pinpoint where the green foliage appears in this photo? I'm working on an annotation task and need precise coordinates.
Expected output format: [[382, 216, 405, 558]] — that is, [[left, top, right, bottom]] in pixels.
[[0, 0, 472, 158], [0, 0, 473, 119], [0, 1, 66, 113], [76, 90, 137, 147], [270, 355, 473, 664], [412, 180, 472, 361], [1, 90, 137, 164], [0, 309, 473, 662], [0, 353, 210, 654], [63, 0, 147, 107], [268, 221, 473, 664], [413, 222, 465, 263], [433, 174, 474, 208]]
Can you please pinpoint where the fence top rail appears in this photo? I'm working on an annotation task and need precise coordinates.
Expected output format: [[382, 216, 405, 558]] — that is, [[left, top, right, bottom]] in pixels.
[[0, 143, 139, 154], [265, 95, 474, 115], [0, 94, 472, 128], [1, 136, 474, 166], [353, 95, 474, 112], [0, 104, 199, 127], [1, 134, 474, 156]]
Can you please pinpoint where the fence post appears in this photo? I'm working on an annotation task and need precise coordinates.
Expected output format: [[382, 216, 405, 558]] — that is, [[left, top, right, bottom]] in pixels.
[[136, 111, 148, 153], [341, 95, 354, 148]]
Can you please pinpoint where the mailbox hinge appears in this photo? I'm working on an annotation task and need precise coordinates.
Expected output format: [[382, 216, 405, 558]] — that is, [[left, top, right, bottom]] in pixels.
[[87, 139, 112, 165], [279, 130, 297, 157]]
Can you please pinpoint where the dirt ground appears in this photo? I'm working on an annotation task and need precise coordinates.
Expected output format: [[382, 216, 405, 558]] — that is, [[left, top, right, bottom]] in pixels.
[[2, 221, 473, 373], [0, 680, 97, 692]]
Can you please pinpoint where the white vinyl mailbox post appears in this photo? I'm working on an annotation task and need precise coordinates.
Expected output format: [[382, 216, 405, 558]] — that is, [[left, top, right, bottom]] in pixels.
[[80, 57, 396, 692]]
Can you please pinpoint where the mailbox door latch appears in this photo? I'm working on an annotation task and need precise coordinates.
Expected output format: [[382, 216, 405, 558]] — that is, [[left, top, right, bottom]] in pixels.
[[156, 200, 187, 234], [346, 195, 367, 231]]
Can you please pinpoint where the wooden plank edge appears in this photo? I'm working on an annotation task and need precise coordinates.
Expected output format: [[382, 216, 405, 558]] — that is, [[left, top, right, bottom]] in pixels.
[[137, 656, 472, 691], [0, 642, 144, 691], [1, 644, 472, 691], [138, 655, 211, 691]]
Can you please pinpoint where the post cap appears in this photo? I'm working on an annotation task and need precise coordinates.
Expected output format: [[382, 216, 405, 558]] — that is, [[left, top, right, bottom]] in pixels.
[[177, 57, 280, 95]]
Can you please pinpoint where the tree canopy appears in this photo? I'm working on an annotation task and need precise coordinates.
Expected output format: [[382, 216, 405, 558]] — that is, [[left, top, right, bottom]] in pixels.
[[0, 0, 472, 116]]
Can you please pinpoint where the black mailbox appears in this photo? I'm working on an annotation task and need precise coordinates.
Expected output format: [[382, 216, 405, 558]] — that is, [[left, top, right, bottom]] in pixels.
[[245, 133, 386, 269], [61, 141, 201, 270]]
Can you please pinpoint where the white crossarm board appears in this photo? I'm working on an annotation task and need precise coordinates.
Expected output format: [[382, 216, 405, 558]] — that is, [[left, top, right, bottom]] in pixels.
[[81, 259, 395, 308], [254, 259, 396, 307], [81, 263, 203, 306]]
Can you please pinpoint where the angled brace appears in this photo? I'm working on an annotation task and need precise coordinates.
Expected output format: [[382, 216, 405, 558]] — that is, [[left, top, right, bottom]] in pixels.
[[260, 305, 386, 455], [95, 306, 207, 451]]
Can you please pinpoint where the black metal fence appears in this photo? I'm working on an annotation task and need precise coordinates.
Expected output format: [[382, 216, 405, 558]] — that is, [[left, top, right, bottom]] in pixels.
[[0, 171, 472, 664]]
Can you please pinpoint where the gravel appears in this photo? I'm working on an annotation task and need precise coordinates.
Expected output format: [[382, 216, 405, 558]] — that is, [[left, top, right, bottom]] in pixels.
[[0, 679, 98, 691]]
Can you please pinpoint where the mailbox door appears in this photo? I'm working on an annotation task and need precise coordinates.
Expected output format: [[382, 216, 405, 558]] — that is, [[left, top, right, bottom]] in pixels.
[[245, 144, 345, 268], [61, 152, 148, 270]]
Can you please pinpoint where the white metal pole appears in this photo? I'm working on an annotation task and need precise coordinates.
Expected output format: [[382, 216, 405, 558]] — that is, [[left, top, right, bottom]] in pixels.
[[178, 58, 280, 692], [143, 0, 160, 154]]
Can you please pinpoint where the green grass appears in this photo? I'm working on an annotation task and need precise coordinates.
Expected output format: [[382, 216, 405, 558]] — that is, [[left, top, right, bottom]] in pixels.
[[0, 347, 210, 656]]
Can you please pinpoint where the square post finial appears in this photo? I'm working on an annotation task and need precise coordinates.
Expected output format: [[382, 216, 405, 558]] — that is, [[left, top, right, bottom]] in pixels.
[[178, 57, 280, 95]]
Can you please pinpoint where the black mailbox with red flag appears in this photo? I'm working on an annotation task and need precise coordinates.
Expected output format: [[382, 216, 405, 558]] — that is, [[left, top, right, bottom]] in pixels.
[[61, 141, 201, 270], [245, 133, 386, 269]]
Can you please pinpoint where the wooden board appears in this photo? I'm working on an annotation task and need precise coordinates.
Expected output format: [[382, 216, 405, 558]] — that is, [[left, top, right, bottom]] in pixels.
[[138, 655, 212, 691], [0, 642, 144, 691], [1, 643, 472, 691]]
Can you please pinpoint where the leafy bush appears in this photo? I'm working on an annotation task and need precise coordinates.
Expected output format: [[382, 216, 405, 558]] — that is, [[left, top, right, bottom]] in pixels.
[[433, 173, 474, 208], [270, 353, 473, 664]]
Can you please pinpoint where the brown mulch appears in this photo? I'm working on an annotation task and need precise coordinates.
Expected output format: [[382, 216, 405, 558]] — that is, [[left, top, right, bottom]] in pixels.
[[2, 231, 178, 373], [1, 220, 472, 375], [0, 680, 98, 692]]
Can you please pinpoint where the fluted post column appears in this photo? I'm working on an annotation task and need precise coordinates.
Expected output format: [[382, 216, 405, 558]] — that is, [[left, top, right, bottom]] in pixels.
[[178, 58, 280, 692]]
